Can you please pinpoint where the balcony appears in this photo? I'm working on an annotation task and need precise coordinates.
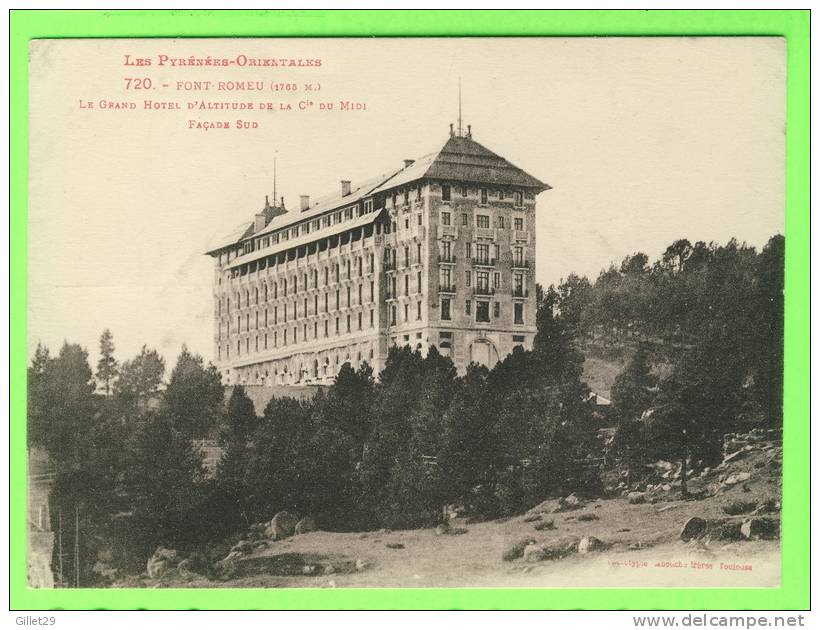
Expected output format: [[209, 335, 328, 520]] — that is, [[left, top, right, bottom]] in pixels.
[[511, 259, 531, 270], [438, 224, 458, 239], [474, 227, 496, 240], [471, 257, 496, 267], [438, 284, 457, 294], [512, 288, 530, 298], [438, 254, 457, 264], [473, 286, 495, 296], [513, 230, 531, 243]]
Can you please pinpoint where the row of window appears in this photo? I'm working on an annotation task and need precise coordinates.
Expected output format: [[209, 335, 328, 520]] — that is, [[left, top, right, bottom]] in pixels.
[[219, 309, 378, 360], [220, 257, 376, 313], [438, 298, 526, 325], [438, 269, 529, 295], [438, 242, 528, 266], [441, 185, 525, 208], [221, 283, 379, 328], [441, 211, 526, 231], [238, 199, 377, 257]]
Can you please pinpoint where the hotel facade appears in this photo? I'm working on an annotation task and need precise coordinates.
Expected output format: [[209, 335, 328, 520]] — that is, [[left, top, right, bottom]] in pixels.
[[206, 126, 549, 386]]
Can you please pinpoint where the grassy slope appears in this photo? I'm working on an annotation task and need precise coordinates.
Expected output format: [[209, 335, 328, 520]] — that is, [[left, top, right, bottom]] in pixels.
[[144, 438, 781, 589]]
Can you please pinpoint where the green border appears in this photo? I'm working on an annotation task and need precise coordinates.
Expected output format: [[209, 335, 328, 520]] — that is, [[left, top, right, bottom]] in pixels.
[[10, 9, 810, 610]]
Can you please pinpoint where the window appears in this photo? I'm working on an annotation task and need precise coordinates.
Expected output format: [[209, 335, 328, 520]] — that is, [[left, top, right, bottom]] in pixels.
[[441, 240, 451, 260], [465, 300, 471, 315], [346, 314, 351, 332], [370, 281, 374, 302], [346, 287, 351, 307], [284, 329, 288, 345], [494, 302, 500, 318], [358, 284, 363, 305], [514, 302, 524, 324], [370, 309, 374, 327], [417, 242, 422, 261], [499, 189, 505, 200], [462, 213, 468, 226], [404, 190, 410, 206], [391, 306, 397, 326], [439, 268, 452, 291], [481, 188, 488, 204], [274, 306, 278, 324], [405, 218, 409, 230], [497, 216, 505, 229], [465, 270, 471, 287], [404, 246, 409, 267], [477, 271, 490, 293], [465, 241, 471, 258], [417, 213, 422, 226], [416, 185, 422, 200], [336, 317, 340, 334], [441, 184, 451, 201], [514, 273, 524, 296], [476, 301, 490, 322], [460, 186, 467, 197], [514, 191, 524, 207], [324, 320, 329, 337], [476, 243, 490, 264], [404, 303, 409, 322], [441, 298, 451, 320], [442, 212, 451, 226], [476, 215, 490, 229], [514, 217, 524, 231], [514, 246, 524, 266], [494, 272, 500, 288], [417, 271, 422, 293], [336, 289, 340, 310], [358, 312, 362, 330], [405, 275, 409, 296], [417, 301, 422, 320]]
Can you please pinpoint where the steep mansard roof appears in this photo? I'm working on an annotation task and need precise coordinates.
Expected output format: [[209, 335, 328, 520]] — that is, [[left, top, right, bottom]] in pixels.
[[206, 133, 549, 256]]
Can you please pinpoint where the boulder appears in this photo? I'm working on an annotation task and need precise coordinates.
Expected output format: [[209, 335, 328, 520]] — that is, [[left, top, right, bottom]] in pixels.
[[523, 513, 542, 523], [534, 519, 555, 531], [555, 493, 583, 512], [268, 510, 299, 540], [628, 492, 647, 505], [523, 543, 547, 563], [740, 517, 780, 540], [578, 536, 608, 554], [723, 472, 751, 486], [294, 516, 318, 535], [680, 517, 708, 542], [502, 537, 537, 562], [146, 547, 178, 579]]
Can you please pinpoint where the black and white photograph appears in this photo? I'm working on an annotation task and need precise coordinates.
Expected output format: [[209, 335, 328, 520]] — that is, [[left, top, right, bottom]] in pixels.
[[27, 37, 785, 589]]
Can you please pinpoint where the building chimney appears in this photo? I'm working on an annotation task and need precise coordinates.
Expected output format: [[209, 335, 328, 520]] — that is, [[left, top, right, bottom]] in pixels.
[[449, 123, 454, 138], [403, 159, 415, 168], [300, 195, 310, 211], [254, 212, 266, 232], [341, 180, 351, 196], [466, 124, 472, 139]]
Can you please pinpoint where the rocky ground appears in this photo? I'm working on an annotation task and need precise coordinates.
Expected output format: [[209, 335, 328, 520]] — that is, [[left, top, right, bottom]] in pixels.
[[111, 428, 782, 589]]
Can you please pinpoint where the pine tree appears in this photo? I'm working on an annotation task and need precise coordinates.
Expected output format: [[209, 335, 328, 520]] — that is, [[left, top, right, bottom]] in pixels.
[[95, 329, 118, 397]]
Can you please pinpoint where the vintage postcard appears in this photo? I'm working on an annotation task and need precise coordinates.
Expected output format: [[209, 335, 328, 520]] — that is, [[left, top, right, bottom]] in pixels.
[[27, 36, 785, 591]]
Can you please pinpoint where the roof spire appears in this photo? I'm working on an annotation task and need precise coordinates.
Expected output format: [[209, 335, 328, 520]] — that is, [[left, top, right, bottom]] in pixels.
[[457, 76, 463, 137], [273, 153, 278, 207]]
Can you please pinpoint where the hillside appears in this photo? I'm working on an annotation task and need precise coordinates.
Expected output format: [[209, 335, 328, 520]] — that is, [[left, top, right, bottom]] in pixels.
[[114, 428, 781, 589]]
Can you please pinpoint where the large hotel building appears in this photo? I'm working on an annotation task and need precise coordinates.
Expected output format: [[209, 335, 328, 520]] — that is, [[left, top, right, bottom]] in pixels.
[[206, 126, 549, 386]]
